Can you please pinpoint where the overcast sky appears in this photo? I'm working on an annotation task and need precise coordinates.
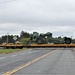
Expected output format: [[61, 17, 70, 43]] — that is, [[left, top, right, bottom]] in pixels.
[[0, 0, 75, 38]]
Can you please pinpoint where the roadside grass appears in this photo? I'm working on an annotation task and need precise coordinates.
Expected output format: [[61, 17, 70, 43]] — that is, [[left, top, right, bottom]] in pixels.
[[0, 48, 29, 54]]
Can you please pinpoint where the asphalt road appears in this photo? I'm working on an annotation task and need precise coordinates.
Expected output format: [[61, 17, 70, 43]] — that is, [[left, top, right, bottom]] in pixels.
[[0, 48, 55, 75], [1, 48, 75, 75]]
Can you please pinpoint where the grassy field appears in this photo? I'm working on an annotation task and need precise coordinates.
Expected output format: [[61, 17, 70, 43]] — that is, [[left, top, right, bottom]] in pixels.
[[0, 48, 29, 54]]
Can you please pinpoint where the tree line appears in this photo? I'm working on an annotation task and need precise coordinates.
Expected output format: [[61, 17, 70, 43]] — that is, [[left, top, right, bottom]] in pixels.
[[0, 31, 53, 44]]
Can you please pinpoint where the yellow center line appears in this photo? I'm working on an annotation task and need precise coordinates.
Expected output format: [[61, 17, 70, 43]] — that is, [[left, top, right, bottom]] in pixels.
[[2, 49, 58, 75]]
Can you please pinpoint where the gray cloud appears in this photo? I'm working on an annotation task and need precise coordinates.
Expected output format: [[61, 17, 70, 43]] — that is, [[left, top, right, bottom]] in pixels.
[[0, 0, 75, 37]]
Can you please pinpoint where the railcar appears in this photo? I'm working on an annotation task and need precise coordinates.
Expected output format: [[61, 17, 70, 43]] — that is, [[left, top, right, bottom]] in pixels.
[[0, 33, 74, 48]]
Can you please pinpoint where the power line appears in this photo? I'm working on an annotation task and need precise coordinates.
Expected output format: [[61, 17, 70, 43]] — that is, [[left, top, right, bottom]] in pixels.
[[0, 0, 18, 3]]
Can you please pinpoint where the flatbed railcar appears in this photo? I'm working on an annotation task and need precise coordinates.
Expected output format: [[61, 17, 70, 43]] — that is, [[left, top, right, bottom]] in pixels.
[[25, 44, 75, 48], [0, 43, 75, 48], [0, 43, 24, 49], [0, 34, 74, 48]]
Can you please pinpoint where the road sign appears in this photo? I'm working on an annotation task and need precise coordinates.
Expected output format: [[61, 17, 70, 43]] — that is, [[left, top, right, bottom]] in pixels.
[[13, 36, 17, 41]]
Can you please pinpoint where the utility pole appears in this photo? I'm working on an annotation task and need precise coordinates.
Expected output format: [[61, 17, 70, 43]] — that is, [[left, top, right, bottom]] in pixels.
[[7, 33, 9, 44]]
